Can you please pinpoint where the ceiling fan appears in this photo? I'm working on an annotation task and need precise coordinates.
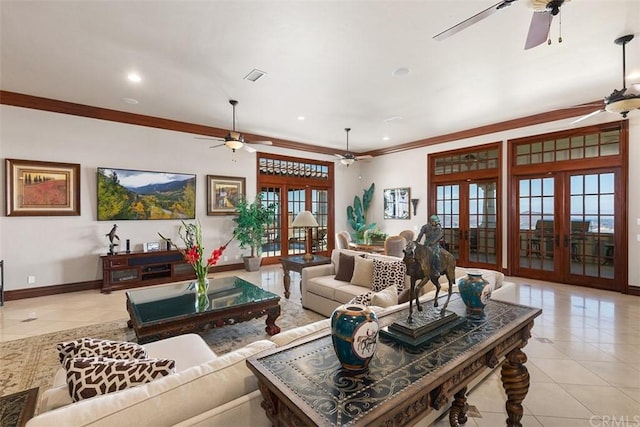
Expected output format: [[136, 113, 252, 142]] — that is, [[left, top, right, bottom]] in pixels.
[[196, 99, 272, 152], [433, 0, 569, 50], [334, 128, 372, 167], [572, 34, 640, 124]]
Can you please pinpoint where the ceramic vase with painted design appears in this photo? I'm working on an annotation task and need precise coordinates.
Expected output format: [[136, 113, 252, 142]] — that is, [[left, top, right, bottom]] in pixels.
[[330, 304, 379, 371], [457, 271, 492, 315]]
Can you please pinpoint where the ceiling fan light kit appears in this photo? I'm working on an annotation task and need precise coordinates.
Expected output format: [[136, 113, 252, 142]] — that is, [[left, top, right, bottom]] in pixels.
[[604, 34, 640, 118], [334, 128, 372, 167], [197, 99, 272, 153]]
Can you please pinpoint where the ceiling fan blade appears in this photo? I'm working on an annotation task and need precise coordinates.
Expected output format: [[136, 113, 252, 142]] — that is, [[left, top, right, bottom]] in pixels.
[[433, 0, 516, 41], [570, 109, 605, 125], [524, 11, 552, 50], [355, 155, 373, 160], [334, 154, 346, 159], [246, 140, 273, 146], [209, 143, 226, 149], [196, 136, 224, 141]]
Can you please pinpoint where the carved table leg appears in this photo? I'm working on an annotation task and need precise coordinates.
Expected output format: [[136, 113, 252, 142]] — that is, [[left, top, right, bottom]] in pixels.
[[282, 267, 291, 299], [449, 386, 469, 426], [501, 347, 530, 427], [265, 305, 281, 336]]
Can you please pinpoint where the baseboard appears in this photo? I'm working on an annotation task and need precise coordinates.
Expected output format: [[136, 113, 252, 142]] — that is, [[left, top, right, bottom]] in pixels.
[[4, 280, 102, 301], [628, 286, 640, 296], [2, 262, 245, 301]]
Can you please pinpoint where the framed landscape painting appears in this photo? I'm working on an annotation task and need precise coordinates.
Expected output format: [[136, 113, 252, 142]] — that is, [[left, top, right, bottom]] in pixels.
[[5, 159, 81, 216], [97, 167, 196, 220], [207, 175, 245, 215]]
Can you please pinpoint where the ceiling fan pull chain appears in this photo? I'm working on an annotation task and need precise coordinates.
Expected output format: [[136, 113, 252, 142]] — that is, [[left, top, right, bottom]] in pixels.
[[558, 9, 562, 44], [547, 15, 552, 45]]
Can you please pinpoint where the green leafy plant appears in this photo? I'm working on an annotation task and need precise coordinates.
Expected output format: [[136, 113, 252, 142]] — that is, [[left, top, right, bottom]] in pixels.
[[365, 227, 387, 243], [347, 182, 376, 241], [233, 193, 277, 258]]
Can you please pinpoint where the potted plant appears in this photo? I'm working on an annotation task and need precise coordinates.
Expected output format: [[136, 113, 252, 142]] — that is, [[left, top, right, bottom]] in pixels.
[[233, 193, 276, 271], [365, 227, 387, 245]]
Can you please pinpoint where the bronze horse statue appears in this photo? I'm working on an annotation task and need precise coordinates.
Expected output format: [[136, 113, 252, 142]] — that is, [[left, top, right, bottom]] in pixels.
[[402, 240, 456, 322]]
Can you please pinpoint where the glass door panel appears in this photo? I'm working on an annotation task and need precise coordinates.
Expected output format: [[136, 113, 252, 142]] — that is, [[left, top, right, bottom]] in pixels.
[[435, 184, 459, 258], [311, 189, 329, 253], [568, 172, 615, 280], [468, 181, 497, 265], [261, 187, 281, 258], [517, 177, 556, 273], [287, 188, 307, 256]]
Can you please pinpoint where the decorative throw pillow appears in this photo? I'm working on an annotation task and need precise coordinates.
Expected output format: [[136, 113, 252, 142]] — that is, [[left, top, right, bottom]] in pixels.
[[350, 256, 374, 288], [64, 356, 175, 402], [334, 253, 356, 282], [57, 338, 148, 365], [371, 259, 406, 293], [348, 291, 374, 306], [371, 285, 399, 308]]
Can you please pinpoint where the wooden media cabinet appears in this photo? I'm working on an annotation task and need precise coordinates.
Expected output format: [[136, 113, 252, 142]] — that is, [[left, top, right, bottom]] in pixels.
[[100, 250, 194, 293]]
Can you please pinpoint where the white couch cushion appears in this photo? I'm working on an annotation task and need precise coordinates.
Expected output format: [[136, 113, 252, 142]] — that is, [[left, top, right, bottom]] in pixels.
[[144, 333, 216, 372], [271, 318, 331, 347]]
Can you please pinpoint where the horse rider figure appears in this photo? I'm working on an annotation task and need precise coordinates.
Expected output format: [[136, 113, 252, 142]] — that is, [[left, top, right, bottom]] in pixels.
[[416, 214, 444, 274]]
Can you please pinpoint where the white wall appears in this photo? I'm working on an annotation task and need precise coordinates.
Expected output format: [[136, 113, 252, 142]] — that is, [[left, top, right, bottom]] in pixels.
[[1, 105, 638, 291], [0, 105, 342, 291]]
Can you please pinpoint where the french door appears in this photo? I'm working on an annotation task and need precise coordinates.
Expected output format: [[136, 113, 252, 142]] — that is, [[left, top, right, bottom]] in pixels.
[[258, 154, 334, 265], [513, 169, 622, 291], [434, 179, 500, 271]]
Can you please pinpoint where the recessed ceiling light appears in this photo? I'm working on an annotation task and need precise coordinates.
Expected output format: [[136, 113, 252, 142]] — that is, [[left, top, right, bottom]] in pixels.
[[382, 136, 390, 141], [122, 97, 139, 104], [392, 67, 410, 77], [127, 72, 142, 83], [297, 116, 305, 121]]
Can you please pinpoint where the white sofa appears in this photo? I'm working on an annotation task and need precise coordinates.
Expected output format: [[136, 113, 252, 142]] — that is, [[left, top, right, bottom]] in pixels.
[[302, 248, 505, 317], [27, 319, 333, 427], [28, 256, 510, 426]]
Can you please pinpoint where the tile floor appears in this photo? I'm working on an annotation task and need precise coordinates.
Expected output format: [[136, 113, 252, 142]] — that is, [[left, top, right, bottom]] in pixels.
[[1, 266, 639, 426]]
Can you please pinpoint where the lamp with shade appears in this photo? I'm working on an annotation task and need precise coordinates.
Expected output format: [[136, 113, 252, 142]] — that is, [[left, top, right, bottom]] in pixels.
[[291, 210, 319, 261]]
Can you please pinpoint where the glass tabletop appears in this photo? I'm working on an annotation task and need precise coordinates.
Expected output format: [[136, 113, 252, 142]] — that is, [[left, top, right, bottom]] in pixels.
[[126, 276, 279, 324]]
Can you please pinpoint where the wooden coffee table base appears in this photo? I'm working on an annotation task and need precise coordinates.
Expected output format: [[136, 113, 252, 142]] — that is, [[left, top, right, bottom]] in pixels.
[[128, 300, 281, 344]]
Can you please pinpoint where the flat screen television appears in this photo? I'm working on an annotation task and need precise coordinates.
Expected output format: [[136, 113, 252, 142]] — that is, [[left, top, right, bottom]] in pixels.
[[97, 167, 196, 220]]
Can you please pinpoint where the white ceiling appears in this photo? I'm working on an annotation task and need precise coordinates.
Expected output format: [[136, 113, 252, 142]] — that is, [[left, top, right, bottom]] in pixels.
[[1, 0, 639, 154]]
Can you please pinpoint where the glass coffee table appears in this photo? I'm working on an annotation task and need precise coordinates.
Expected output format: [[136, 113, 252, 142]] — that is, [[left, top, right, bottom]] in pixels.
[[126, 276, 281, 343]]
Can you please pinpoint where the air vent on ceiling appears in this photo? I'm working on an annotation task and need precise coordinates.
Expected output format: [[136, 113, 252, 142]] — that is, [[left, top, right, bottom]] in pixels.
[[244, 69, 267, 82]]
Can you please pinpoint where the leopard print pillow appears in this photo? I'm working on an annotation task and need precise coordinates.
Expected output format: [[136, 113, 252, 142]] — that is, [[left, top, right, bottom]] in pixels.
[[371, 259, 406, 293]]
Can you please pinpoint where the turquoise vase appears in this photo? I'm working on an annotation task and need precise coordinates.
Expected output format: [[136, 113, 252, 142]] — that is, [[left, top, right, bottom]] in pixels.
[[330, 304, 379, 371], [457, 271, 492, 315]]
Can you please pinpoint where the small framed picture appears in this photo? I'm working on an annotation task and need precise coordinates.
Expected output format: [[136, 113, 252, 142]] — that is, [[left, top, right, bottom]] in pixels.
[[207, 175, 246, 216], [5, 158, 81, 216], [144, 241, 161, 252]]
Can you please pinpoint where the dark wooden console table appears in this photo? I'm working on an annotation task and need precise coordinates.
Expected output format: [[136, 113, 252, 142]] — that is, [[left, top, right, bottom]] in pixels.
[[247, 297, 541, 427], [279, 254, 331, 299], [100, 250, 195, 293]]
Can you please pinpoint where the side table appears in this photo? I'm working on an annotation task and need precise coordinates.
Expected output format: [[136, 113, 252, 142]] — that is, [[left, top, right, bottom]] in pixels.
[[279, 255, 331, 299]]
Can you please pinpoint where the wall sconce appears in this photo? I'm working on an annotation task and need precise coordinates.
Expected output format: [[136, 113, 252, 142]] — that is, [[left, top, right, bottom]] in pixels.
[[410, 199, 419, 216]]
